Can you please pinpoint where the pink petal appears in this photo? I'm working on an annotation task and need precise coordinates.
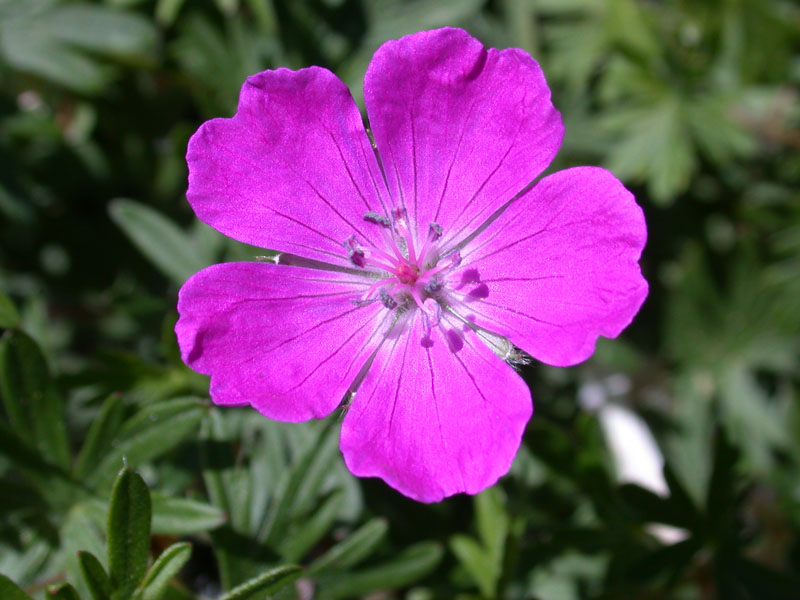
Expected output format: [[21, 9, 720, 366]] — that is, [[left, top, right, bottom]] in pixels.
[[455, 167, 648, 367], [340, 311, 532, 503], [187, 67, 390, 266], [176, 262, 387, 421], [364, 27, 563, 249]]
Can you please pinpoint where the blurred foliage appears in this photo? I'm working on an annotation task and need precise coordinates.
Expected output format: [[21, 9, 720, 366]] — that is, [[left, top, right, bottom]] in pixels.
[[1, 0, 799, 598]]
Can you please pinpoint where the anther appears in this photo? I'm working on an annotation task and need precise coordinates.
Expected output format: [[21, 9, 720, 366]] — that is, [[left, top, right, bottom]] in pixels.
[[424, 279, 443, 293], [343, 235, 366, 268], [428, 222, 442, 241], [363, 212, 391, 228], [379, 288, 397, 309], [351, 297, 378, 307]]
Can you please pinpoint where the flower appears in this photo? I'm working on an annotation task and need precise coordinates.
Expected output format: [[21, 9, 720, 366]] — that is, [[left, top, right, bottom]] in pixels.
[[175, 27, 648, 503]]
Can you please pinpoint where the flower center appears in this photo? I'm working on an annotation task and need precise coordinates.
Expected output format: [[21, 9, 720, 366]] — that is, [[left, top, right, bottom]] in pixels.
[[345, 209, 460, 313], [395, 262, 419, 285]]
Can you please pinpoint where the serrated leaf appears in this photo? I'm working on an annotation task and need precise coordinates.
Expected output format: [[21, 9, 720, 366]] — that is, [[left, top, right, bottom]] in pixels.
[[47, 583, 81, 600], [316, 542, 443, 600], [0, 574, 33, 600], [108, 468, 152, 600], [89, 398, 206, 490], [151, 494, 226, 536], [136, 542, 192, 600], [308, 518, 388, 575], [218, 565, 303, 600], [0, 289, 20, 328], [0, 330, 70, 469], [78, 551, 112, 600], [109, 199, 210, 284]]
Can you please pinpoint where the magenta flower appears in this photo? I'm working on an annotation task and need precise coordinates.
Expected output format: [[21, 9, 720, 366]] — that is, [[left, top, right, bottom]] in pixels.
[[176, 28, 647, 502]]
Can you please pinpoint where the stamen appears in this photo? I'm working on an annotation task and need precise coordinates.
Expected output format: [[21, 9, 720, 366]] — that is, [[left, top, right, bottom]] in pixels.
[[417, 221, 442, 265], [363, 212, 391, 228], [351, 297, 378, 307], [391, 207, 409, 238], [379, 288, 397, 310], [423, 249, 462, 279], [362, 276, 396, 300], [421, 298, 440, 328], [343, 235, 366, 268], [392, 207, 417, 263], [423, 279, 443, 293]]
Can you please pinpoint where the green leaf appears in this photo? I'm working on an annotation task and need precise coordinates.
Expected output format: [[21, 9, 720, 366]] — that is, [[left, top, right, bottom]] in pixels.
[[0, 574, 34, 600], [316, 542, 443, 600], [155, 0, 187, 25], [78, 551, 112, 600], [0, 289, 20, 328], [108, 199, 210, 284], [47, 583, 81, 600], [108, 468, 152, 600], [308, 518, 388, 575], [475, 487, 508, 567], [0, 419, 77, 494], [0, 330, 70, 468], [261, 418, 338, 545], [604, 95, 695, 204], [63, 506, 108, 600], [89, 398, 206, 490], [136, 542, 192, 600], [218, 565, 303, 600], [279, 489, 345, 563], [449, 535, 495, 599], [0, 3, 157, 94], [151, 494, 226, 536], [75, 393, 127, 480]]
